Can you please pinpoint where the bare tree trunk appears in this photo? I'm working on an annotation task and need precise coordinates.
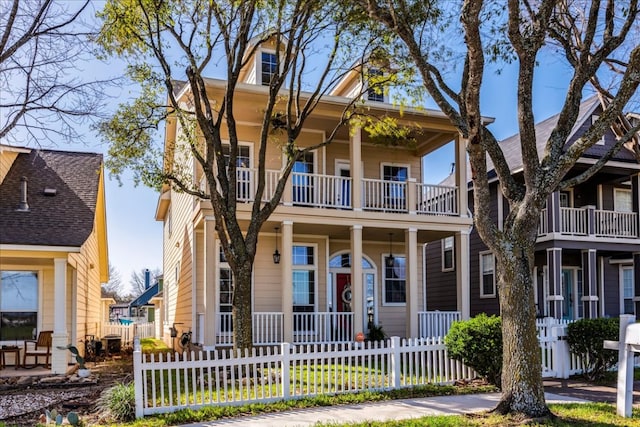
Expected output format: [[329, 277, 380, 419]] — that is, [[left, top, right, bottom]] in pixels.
[[494, 237, 551, 417], [232, 261, 253, 350]]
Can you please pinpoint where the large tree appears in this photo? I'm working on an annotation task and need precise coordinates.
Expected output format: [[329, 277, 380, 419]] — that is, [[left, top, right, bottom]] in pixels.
[[97, 0, 392, 349], [0, 0, 110, 144], [360, 0, 640, 418]]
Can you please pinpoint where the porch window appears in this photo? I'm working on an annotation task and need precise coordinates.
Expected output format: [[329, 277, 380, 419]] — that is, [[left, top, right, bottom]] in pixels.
[[293, 245, 316, 331], [614, 188, 632, 213], [218, 248, 233, 333], [0, 271, 38, 341], [480, 252, 496, 298], [621, 266, 635, 315], [442, 237, 454, 272], [260, 51, 277, 86], [383, 256, 405, 305]]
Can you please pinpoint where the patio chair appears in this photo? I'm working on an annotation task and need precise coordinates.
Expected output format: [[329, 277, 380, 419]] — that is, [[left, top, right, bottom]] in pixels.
[[23, 330, 53, 368]]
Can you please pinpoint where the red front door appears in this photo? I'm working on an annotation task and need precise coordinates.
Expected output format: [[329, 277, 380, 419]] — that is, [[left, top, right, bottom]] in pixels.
[[336, 273, 351, 312]]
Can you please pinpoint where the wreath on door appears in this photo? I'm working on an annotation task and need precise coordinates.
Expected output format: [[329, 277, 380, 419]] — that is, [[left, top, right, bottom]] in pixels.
[[341, 284, 352, 304]]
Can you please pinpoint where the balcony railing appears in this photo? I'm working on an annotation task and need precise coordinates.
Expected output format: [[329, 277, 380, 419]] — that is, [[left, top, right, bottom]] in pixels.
[[538, 206, 638, 239], [293, 312, 354, 344], [200, 169, 459, 216]]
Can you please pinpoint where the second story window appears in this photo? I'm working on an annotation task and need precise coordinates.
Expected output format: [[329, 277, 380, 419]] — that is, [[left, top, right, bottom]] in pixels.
[[480, 252, 496, 298], [261, 51, 277, 86], [442, 236, 454, 272], [366, 68, 385, 102]]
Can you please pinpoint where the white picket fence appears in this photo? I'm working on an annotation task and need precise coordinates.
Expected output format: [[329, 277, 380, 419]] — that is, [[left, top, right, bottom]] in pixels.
[[133, 336, 475, 417], [536, 318, 585, 378], [103, 321, 156, 344]]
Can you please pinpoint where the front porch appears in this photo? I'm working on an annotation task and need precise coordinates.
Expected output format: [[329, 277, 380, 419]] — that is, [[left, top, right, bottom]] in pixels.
[[205, 310, 461, 347]]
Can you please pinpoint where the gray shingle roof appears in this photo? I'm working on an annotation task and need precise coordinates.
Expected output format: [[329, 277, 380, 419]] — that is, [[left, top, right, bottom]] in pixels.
[[0, 149, 103, 246]]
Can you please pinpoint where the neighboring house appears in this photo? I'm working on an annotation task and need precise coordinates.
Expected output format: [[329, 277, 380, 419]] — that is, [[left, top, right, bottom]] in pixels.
[[0, 145, 109, 373], [156, 37, 479, 348], [427, 96, 640, 321]]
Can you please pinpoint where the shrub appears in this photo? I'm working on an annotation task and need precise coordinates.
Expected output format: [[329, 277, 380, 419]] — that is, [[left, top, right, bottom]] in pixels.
[[444, 314, 502, 387], [567, 317, 619, 381], [96, 382, 136, 422]]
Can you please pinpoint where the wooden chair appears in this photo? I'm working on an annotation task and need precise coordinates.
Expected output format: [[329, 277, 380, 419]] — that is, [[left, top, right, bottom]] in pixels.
[[23, 330, 53, 368]]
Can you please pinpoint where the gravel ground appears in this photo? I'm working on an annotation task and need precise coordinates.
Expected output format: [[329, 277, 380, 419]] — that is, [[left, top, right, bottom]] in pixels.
[[0, 356, 133, 426]]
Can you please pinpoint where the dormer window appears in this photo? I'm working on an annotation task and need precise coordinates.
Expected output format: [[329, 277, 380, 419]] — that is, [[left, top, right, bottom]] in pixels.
[[366, 68, 385, 102], [261, 51, 277, 86]]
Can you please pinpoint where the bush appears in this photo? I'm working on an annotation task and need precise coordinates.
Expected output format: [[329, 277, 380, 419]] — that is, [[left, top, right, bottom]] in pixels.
[[444, 314, 502, 387], [96, 382, 136, 422], [567, 317, 619, 381]]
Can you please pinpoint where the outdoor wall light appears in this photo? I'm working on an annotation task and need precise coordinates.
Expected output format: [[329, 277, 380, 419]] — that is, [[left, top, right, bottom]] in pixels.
[[273, 226, 281, 264], [387, 232, 395, 267]]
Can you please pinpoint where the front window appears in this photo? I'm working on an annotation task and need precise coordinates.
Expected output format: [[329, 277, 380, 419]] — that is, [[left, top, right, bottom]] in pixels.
[[293, 245, 316, 331], [442, 237, 454, 271], [261, 51, 277, 86], [0, 271, 38, 340], [480, 252, 496, 298], [383, 256, 405, 304], [622, 266, 634, 314], [614, 189, 632, 213]]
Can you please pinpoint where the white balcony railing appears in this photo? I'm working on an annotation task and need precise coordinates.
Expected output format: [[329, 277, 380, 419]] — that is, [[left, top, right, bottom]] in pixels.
[[291, 172, 352, 208], [362, 178, 407, 212], [253, 312, 283, 345], [560, 207, 588, 235], [539, 208, 548, 235], [416, 183, 458, 215], [595, 210, 638, 238]]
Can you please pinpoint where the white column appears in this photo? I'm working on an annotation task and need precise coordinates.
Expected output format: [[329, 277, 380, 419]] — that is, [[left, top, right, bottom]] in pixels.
[[51, 258, 69, 374], [455, 134, 468, 217], [203, 219, 217, 348], [455, 230, 470, 319], [406, 228, 419, 338], [350, 126, 362, 211], [281, 221, 294, 343], [350, 225, 364, 335]]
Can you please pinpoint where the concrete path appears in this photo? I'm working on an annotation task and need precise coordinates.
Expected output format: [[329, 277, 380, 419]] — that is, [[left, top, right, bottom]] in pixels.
[[179, 392, 588, 427]]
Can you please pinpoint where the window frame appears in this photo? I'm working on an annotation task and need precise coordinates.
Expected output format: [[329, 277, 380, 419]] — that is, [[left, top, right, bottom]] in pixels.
[[620, 265, 635, 315], [292, 243, 318, 314], [366, 68, 386, 103], [479, 251, 496, 299], [614, 188, 633, 213], [441, 236, 455, 272], [259, 50, 278, 86], [382, 254, 406, 306], [0, 268, 41, 342]]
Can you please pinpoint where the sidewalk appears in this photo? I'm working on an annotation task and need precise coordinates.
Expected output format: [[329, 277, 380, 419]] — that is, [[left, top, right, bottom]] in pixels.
[[178, 392, 589, 427]]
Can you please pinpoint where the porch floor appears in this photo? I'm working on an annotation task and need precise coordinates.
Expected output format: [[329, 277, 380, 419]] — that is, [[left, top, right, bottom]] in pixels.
[[0, 365, 50, 378]]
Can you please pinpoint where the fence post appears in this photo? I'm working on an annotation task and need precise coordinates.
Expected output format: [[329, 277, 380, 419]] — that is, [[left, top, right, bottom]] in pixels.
[[389, 336, 401, 389], [551, 325, 569, 379], [281, 342, 291, 399], [133, 338, 144, 419], [616, 314, 636, 417]]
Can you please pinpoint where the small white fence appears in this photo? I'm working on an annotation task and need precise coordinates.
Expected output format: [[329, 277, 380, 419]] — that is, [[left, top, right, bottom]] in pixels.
[[133, 336, 475, 418], [536, 318, 584, 378], [103, 321, 155, 344], [418, 311, 461, 338]]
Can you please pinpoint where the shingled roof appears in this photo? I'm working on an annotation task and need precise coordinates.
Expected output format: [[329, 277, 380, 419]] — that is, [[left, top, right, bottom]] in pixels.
[[0, 149, 103, 246]]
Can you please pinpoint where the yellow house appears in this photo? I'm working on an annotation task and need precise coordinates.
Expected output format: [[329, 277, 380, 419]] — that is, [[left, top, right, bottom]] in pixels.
[[156, 42, 479, 349], [0, 145, 109, 373]]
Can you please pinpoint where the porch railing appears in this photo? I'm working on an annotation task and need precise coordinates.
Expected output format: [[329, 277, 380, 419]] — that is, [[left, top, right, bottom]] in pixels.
[[362, 178, 407, 212], [254, 312, 283, 345], [538, 206, 637, 238], [291, 172, 352, 208], [595, 210, 638, 238], [416, 184, 458, 215], [418, 311, 461, 338], [293, 312, 354, 344], [560, 207, 588, 235]]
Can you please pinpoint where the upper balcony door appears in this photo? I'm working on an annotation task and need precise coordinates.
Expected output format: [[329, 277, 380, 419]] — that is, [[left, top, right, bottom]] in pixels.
[[222, 144, 252, 201], [293, 152, 315, 205], [382, 164, 408, 212], [336, 161, 351, 209]]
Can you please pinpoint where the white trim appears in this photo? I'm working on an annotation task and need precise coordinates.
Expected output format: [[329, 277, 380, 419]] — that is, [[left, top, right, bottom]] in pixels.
[[620, 264, 635, 315], [380, 162, 411, 181], [292, 242, 319, 313], [0, 244, 80, 252], [561, 267, 581, 320], [543, 265, 549, 316], [599, 256, 605, 317], [597, 184, 603, 209], [533, 266, 539, 314], [0, 267, 43, 344], [614, 188, 633, 213], [479, 251, 496, 298], [609, 258, 634, 265], [441, 236, 454, 272], [576, 158, 640, 170]]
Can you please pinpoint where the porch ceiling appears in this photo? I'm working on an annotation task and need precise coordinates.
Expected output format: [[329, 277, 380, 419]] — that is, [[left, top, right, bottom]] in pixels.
[[0, 257, 54, 266]]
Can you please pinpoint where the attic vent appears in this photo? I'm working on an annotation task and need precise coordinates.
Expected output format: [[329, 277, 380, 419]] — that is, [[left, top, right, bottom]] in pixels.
[[43, 188, 57, 196]]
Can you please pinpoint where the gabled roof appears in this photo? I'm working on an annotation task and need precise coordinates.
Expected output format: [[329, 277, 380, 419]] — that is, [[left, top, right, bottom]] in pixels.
[[0, 149, 103, 246], [129, 282, 160, 308]]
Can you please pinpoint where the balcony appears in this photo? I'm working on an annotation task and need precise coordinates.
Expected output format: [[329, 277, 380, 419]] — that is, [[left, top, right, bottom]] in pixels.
[[200, 169, 459, 216], [538, 206, 638, 239]]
